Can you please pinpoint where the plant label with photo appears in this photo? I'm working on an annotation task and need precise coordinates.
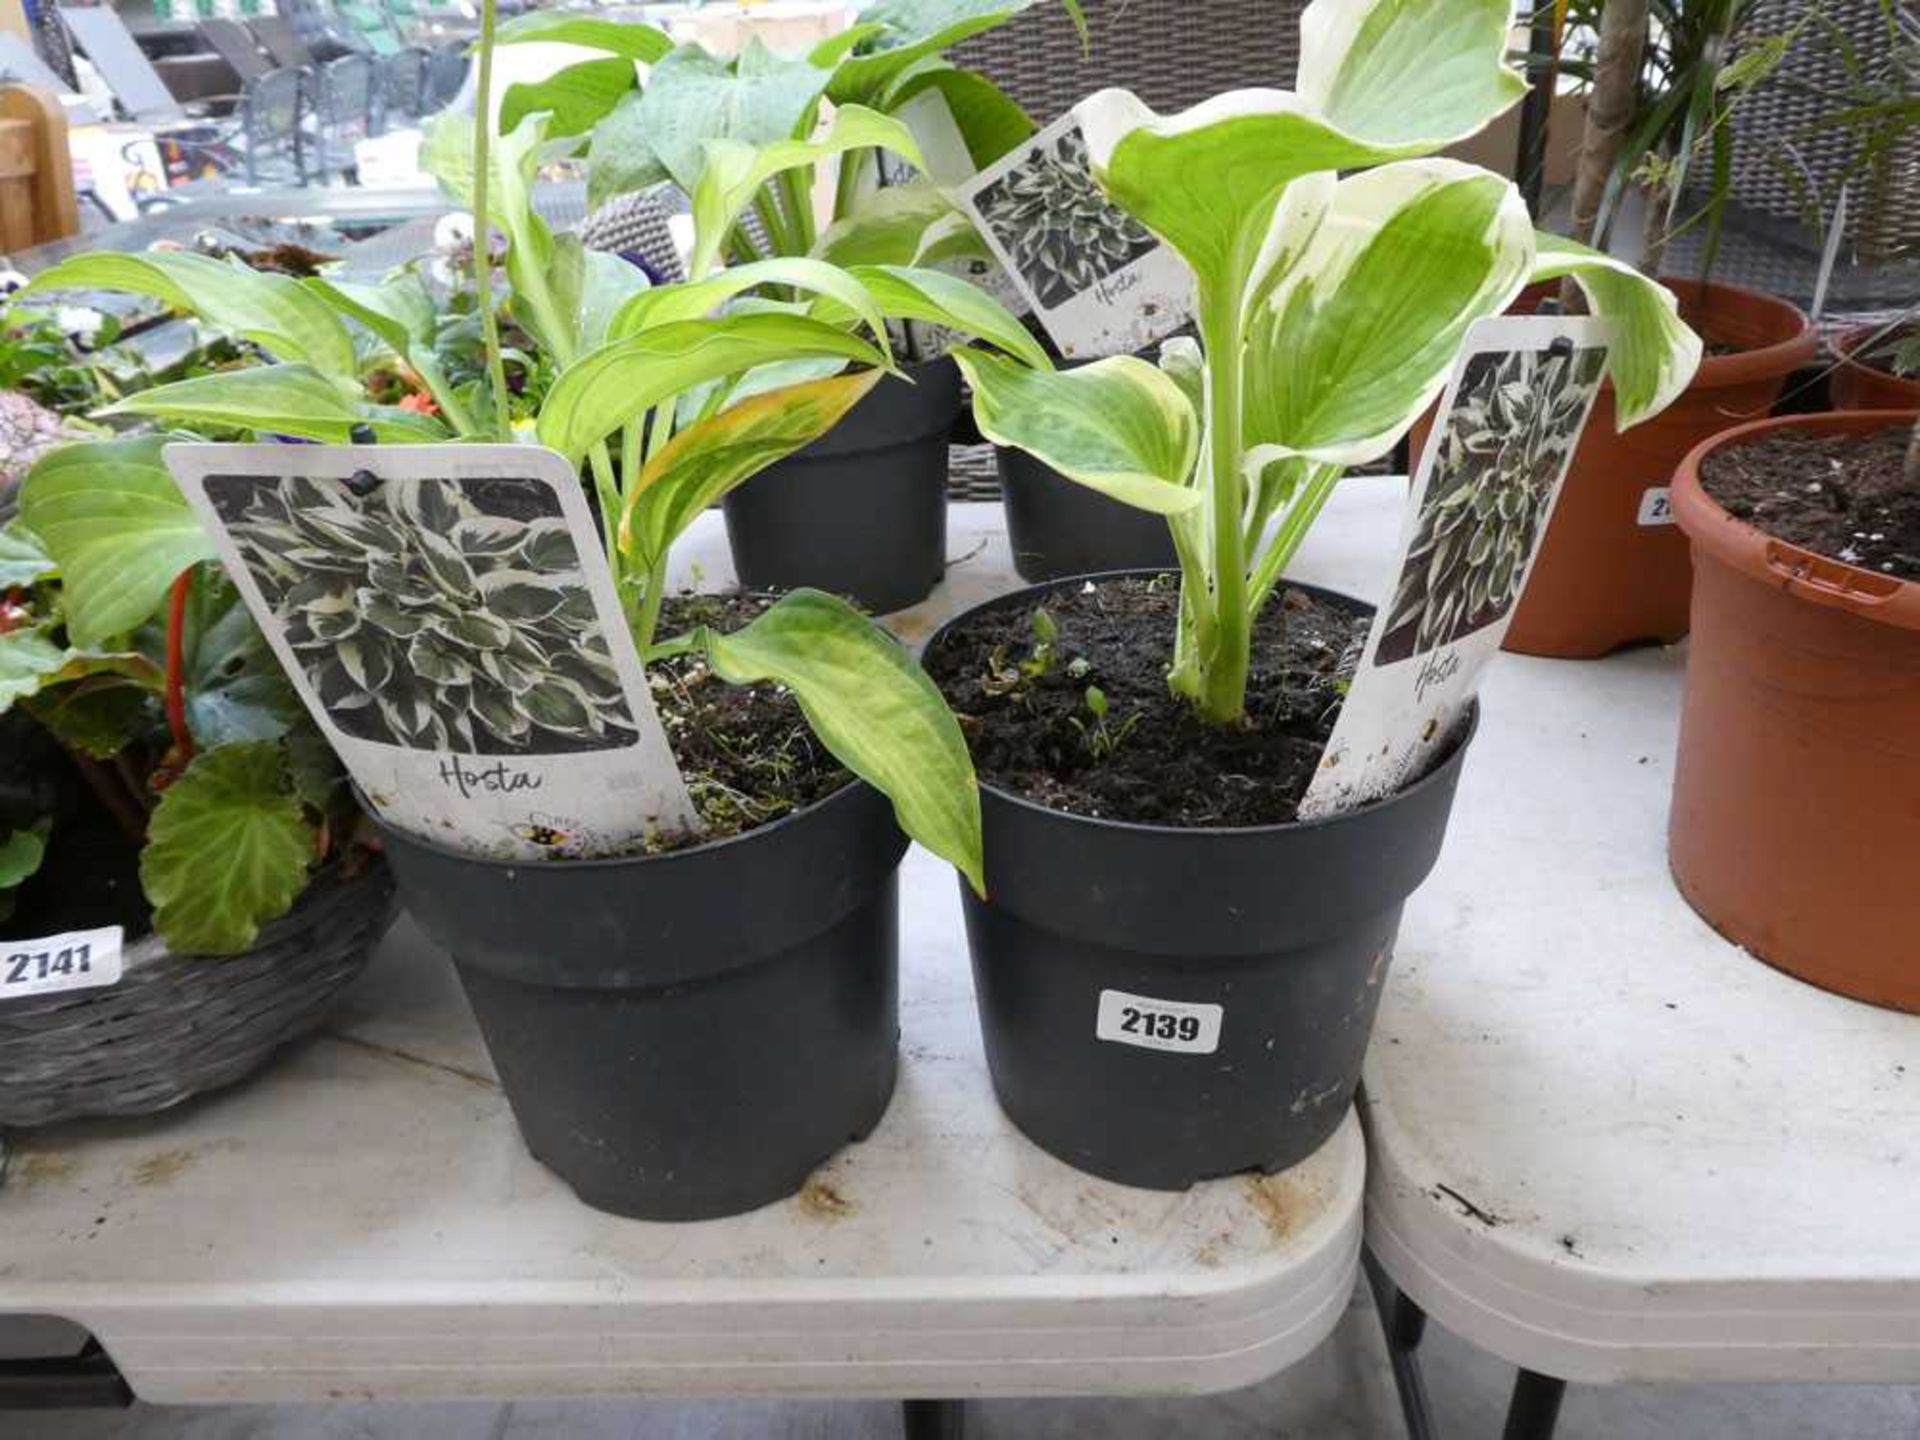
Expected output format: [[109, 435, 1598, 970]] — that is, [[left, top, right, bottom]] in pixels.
[[1299, 317, 1612, 820], [951, 109, 1193, 359], [165, 444, 699, 861], [1, 925, 123, 1001]]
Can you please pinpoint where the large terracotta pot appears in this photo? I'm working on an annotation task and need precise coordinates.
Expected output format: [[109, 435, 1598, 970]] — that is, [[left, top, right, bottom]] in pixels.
[[1416, 278, 1815, 658], [1668, 410, 1920, 1013], [1831, 326, 1920, 411]]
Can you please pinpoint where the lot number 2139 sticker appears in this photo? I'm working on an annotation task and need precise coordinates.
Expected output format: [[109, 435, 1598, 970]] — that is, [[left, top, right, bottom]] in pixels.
[[1096, 989, 1223, 1055]]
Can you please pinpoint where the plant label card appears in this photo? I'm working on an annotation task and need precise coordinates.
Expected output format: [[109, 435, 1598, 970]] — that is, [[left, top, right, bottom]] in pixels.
[[165, 443, 699, 862], [949, 108, 1194, 359], [1297, 316, 1612, 820], [1, 925, 123, 1002]]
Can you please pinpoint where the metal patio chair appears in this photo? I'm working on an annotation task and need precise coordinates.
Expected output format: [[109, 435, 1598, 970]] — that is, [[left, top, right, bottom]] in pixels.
[[240, 64, 307, 187], [375, 46, 428, 128], [305, 52, 376, 182]]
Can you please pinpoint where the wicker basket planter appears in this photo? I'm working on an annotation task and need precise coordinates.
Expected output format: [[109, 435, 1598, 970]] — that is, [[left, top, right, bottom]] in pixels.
[[0, 859, 396, 1128]]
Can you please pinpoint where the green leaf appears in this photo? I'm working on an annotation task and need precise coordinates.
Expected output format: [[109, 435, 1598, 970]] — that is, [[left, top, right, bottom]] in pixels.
[[843, 264, 1049, 368], [0, 524, 55, 588], [584, 91, 670, 210], [304, 274, 436, 355], [494, 11, 673, 61], [617, 40, 833, 201], [0, 821, 48, 890], [828, 0, 1032, 109], [501, 56, 637, 139], [23, 673, 155, 758], [888, 63, 1035, 167], [21, 251, 357, 381], [102, 366, 448, 445], [140, 741, 315, 955], [18, 437, 215, 648], [1242, 162, 1535, 466], [0, 625, 70, 709], [537, 314, 888, 464], [951, 348, 1202, 514], [1531, 233, 1703, 428], [690, 589, 983, 893], [811, 182, 977, 268], [182, 571, 301, 746], [549, 235, 656, 354], [1298, 0, 1528, 147], [620, 370, 884, 567], [692, 106, 927, 270], [610, 256, 890, 345]]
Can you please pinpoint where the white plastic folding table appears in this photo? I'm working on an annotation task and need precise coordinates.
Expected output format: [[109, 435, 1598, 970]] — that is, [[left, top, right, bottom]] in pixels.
[[0, 499, 1402, 1435], [1359, 605, 1920, 1436]]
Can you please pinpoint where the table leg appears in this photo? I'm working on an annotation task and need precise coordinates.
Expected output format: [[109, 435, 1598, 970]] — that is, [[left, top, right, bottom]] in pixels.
[[902, 1398, 965, 1439], [1502, 1371, 1566, 1440], [1363, 1246, 1439, 1440]]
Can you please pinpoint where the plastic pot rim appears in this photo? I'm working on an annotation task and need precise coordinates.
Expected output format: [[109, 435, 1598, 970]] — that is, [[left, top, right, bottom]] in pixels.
[[927, 569, 1481, 842]]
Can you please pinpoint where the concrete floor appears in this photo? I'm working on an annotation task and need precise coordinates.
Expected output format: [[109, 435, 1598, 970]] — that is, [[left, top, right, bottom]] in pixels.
[[22, 1281, 1920, 1439]]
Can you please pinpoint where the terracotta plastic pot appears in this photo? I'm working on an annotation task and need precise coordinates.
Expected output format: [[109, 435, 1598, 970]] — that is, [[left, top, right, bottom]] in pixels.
[[1410, 279, 1816, 658], [1668, 410, 1920, 1013], [1831, 326, 1920, 412]]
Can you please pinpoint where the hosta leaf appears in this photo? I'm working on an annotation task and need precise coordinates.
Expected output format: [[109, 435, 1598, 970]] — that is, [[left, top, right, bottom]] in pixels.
[[107, 367, 447, 444], [1530, 233, 1702, 428], [521, 677, 593, 733], [1242, 161, 1534, 467], [501, 56, 637, 139], [812, 182, 968, 268], [888, 63, 1035, 167], [838, 265, 1049, 368], [584, 91, 670, 211], [18, 437, 215, 648], [22, 251, 357, 381], [951, 348, 1202, 514], [536, 314, 887, 464], [692, 106, 926, 269], [1298, 0, 1527, 148], [494, 11, 672, 60], [828, 0, 1034, 109], [140, 741, 315, 955], [0, 525, 54, 587], [610, 256, 890, 344], [305, 274, 436, 354], [685, 589, 983, 893], [621, 370, 884, 567], [476, 570, 570, 623]]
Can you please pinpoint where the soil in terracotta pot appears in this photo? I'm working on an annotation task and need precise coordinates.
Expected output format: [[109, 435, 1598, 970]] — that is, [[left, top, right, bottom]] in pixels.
[[651, 593, 851, 843], [1699, 424, 1920, 583], [925, 576, 1368, 827]]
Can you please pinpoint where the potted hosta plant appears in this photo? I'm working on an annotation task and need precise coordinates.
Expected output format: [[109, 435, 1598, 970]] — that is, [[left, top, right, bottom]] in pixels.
[[920, 0, 1699, 1188], [1485, 0, 1819, 656], [493, 0, 1082, 610], [1, 437, 394, 1126], [1669, 408, 1919, 1013], [19, 26, 1043, 1216]]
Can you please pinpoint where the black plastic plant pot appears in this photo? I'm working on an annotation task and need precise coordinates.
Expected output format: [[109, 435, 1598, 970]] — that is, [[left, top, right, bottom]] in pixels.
[[722, 358, 961, 614], [998, 446, 1179, 582], [927, 577, 1478, 1191], [374, 781, 907, 1221]]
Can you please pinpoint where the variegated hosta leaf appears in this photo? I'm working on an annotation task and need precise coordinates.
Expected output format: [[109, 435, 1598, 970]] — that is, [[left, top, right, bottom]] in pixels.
[[1531, 234, 1704, 428], [822, 265, 1051, 369], [221, 474, 633, 756], [104, 366, 447, 446], [537, 314, 889, 464], [620, 371, 884, 568], [1076, 0, 1522, 309], [19, 436, 216, 648], [609, 257, 891, 344], [952, 348, 1202, 515], [684, 589, 985, 893], [812, 183, 978, 268], [1242, 161, 1534, 468], [691, 106, 927, 273], [140, 741, 315, 955], [21, 251, 357, 381]]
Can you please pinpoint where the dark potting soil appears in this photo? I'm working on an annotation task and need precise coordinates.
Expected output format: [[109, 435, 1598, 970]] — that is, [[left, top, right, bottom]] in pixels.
[[926, 576, 1369, 827], [650, 593, 852, 844], [1700, 424, 1920, 583]]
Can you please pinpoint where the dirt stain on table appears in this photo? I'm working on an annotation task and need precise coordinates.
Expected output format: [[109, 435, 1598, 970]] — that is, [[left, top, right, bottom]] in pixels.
[[1243, 1173, 1325, 1244], [797, 1177, 855, 1222], [13, 1151, 78, 1189]]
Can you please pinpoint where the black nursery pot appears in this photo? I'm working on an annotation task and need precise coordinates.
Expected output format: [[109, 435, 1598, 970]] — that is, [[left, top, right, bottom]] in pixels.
[[375, 781, 907, 1221], [928, 577, 1477, 1191], [999, 447, 1180, 582], [722, 358, 961, 614]]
